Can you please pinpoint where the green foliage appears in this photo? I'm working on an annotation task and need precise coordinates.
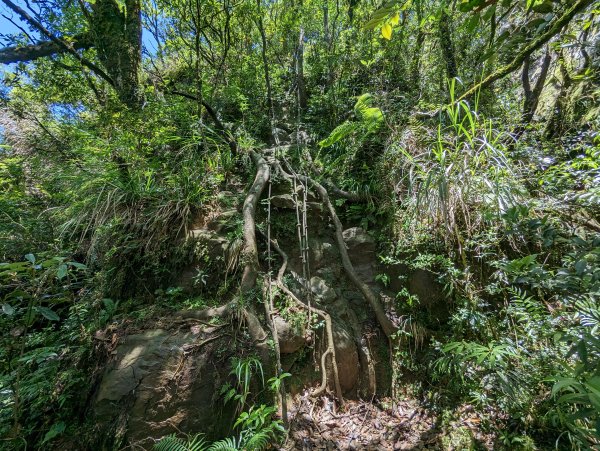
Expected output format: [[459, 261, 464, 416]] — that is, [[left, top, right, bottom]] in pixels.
[[154, 434, 208, 451], [0, 253, 95, 449], [155, 357, 284, 451], [318, 94, 384, 148], [1, 0, 599, 448]]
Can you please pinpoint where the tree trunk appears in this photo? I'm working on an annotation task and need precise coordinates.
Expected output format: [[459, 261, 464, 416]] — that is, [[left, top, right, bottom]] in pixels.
[[545, 51, 573, 138], [521, 48, 552, 124], [297, 27, 308, 111], [255, 0, 277, 142], [438, 1, 458, 80], [410, 0, 425, 90], [90, 0, 143, 109]]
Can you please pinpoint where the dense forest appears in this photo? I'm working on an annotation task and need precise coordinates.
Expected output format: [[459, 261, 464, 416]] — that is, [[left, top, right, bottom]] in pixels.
[[0, 0, 599, 449]]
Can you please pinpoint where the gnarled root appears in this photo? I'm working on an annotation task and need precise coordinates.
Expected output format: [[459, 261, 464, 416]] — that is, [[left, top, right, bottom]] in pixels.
[[267, 236, 343, 402], [275, 161, 398, 339], [307, 175, 397, 339], [240, 150, 270, 292], [239, 150, 271, 360]]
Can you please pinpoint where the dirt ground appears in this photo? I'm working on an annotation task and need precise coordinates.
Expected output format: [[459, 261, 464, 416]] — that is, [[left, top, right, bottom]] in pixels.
[[284, 394, 495, 450]]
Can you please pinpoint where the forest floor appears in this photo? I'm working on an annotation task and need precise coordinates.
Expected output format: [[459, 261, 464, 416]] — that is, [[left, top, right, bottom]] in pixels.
[[284, 394, 495, 450]]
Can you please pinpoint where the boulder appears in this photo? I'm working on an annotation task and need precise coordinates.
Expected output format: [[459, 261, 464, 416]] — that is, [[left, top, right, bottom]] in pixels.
[[94, 328, 235, 449], [273, 315, 306, 354], [332, 324, 360, 393], [343, 227, 376, 265], [270, 194, 296, 209], [309, 276, 337, 303], [408, 269, 446, 308], [342, 227, 375, 251]]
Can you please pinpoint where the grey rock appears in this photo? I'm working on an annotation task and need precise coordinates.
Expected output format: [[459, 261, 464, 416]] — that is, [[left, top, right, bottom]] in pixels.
[[271, 194, 296, 209], [94, 328, 235, 448], [332, 323, 359, 393], [343, 227, 376, 265], [408, 269, 445, 307], [310, 276, 337, 303], [342, 227, 375, 251], [273, 315, 306, 354]]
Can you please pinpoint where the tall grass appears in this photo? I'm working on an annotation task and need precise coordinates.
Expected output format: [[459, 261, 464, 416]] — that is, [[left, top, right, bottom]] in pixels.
[[380, 81, 525, 262]]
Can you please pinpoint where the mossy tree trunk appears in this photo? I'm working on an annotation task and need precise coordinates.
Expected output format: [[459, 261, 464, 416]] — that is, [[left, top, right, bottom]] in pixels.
[[90, 0, 144, 109], [438, 0, 458, 81]]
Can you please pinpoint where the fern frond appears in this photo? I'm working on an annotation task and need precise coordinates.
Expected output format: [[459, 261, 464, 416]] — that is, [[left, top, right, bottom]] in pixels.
[[575, 298, 600, 332], [154, 435, 188, 451], [154, 434, 207, 451], [509, 288, 545, 321], [244, 430, 270, 451], [207, 436, 240, 451]]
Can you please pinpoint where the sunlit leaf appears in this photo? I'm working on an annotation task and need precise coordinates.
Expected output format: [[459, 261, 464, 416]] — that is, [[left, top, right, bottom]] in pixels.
[[382, 23, 393, 40]]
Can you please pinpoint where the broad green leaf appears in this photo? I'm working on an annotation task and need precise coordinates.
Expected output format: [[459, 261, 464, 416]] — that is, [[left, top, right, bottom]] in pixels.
[[318, 121, 356, 147], [36, 306, 60, 321], [458, 0, 486, 13], [6, 290, 31, 300], [24, 308, 36, 326], [42, 422, 65, 445], [25, 253, 35, 264], [364, 4, 396, 29], [2, 304, 15, 316], [56, 264, 68, 280]]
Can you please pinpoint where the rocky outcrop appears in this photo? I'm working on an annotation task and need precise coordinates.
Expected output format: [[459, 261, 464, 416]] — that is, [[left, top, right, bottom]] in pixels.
[[274, 314, 307, 354], [94, 325, 235, 449]]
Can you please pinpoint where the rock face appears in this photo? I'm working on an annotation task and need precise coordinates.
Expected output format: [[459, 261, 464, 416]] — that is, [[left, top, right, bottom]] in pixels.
[[273, 315, 306, 354], [343, 227, 379, 289], [333, 323, 360, 392], [408, 269, 445, 307], [310, 276, 337, 303], [343, 227, 376, 255], [94, 327, 235, 449]]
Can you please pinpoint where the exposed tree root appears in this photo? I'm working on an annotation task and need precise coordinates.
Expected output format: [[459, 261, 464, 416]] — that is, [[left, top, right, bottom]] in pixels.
[[262, 279, 288, 426], [241, 150, 271, 292], [308, 175, 397, 338], [238, 149, 272, 361], [262, 181, 288, 427], [266, 235, 343, 402], [236, 147, 396, 405], [357, 340, 377, 399], [274, 161, 398, 339]]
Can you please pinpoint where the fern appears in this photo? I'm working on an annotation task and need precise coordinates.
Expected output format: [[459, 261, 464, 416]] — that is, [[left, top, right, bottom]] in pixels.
[[319, 93, 383, 147], [243, 430, 271, 450], [509, 288, 546, 323], [154, 434, 208, 451], [206, 436, 240, 451], [575, 297, 600, 332], [318, 121, 356, 148]]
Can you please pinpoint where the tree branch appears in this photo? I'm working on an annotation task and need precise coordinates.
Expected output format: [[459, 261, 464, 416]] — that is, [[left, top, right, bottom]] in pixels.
[[0, 0, 113, 86], [167, 89, 238, 152], [457, 0, 593, 103], [0, 33, 93, 64]]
